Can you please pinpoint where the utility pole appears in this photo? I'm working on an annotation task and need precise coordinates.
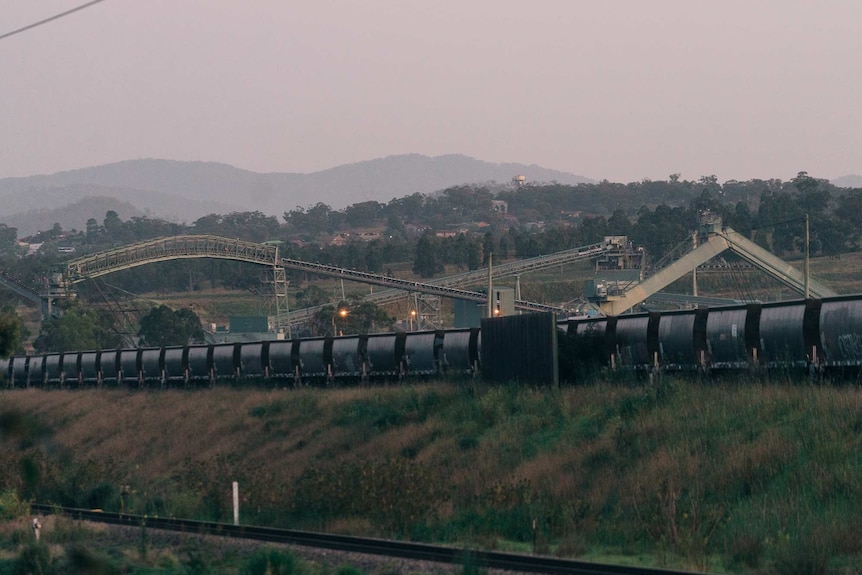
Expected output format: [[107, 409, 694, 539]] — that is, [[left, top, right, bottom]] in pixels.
[[691, 230, 698, 300], [487, 253, 494, 318], [804, 214, 810, 299]]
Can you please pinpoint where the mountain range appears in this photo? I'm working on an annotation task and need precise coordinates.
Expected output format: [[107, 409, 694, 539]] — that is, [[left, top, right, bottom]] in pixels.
[[1, 155, 859, 238], [0, 154, 593, 237]]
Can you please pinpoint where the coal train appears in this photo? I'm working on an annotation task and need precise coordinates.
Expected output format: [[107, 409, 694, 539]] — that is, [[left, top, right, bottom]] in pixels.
[[1, 328, 482, 388], [4, 294, 862, 388], [560, 294, 862, 377]]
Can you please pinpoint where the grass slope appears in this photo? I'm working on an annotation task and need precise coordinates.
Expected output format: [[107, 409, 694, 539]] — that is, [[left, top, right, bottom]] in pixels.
[[2, 379, 862, 573]]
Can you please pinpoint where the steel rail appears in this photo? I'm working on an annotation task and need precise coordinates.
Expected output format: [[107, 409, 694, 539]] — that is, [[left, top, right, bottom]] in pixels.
[[30, 504, 699, 575]]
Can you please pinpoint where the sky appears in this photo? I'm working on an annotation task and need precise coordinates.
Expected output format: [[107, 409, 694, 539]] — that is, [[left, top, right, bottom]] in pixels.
[[2, 1, 861, 184]]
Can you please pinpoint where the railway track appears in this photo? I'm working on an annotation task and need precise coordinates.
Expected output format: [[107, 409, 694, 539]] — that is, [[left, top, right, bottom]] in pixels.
[[30, 504, 700, 575]]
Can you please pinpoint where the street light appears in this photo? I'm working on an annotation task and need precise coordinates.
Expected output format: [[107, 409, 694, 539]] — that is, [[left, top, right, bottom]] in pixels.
[[409, 309, 417, 331], [332, 307, 348, 336]]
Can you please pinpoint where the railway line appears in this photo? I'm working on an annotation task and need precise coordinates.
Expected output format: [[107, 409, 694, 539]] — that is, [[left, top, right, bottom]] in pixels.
[[29, 504, 699, 575]]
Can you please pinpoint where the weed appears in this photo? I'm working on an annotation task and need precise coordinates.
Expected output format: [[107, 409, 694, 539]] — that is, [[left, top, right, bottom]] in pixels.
[[11, 541, 50, 575], [0, 491, 28, 521], [240, 548, 300, 575], [64, 544, 120, 575]]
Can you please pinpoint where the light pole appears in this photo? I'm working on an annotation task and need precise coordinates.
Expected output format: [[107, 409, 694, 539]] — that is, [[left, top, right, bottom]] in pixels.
[[332, 308, 348, 336], [409, 309, 417, 331]]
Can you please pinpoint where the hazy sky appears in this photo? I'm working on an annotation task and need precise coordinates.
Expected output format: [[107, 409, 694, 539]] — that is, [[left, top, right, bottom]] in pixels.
[[3, 1, 861, 184]]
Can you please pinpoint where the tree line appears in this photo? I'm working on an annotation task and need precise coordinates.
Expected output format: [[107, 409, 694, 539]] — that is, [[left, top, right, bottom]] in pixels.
[[1, 171, 861, 356]]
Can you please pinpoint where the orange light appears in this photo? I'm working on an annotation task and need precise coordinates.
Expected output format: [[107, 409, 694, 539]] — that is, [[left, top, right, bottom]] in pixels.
[[410, 310, 417, 317], [339, 309, 348, 318]]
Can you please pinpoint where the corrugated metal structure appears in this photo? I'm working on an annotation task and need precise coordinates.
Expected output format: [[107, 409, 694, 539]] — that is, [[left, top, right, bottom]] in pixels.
[[79, 351, 100, 385], [365, 333, 405, 377], [481, 312, 558, 386], [820, 296, 862, 366], [100, 350, 120, 385], [403, 331, 440, 375], [140, 348, 162, 384], [330, 336, 365, 379]]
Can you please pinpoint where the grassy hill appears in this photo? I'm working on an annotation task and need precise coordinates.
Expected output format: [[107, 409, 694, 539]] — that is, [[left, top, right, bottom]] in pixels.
[[2, 378, 862, 573]]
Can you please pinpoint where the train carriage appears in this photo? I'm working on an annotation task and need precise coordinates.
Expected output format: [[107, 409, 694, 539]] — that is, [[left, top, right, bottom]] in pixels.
[[212, 343, 239, 382], [657, 309, 705, 371], [162, 346, 186, 385], [100, 350, 121, 386], [140, 348, 163, 385], [5, 356, 29, 388], [119, 349, 141, 385], [818, 296, 862, 368], [365, 332, 405, 379], [705, 304, 755, 370], [613, 313, 654, 369], [758, 301, 809, 369], [402, 330, 441, 376], [43, 353, 64, 386], [2, 357, 11, 386], [186, 345, 212, 385], [79, 351, 101, 386], [439, 327, 479, 375], [295, 337, 329, 384], [267, 339, 298, 383], [239, 341, 267, 379], [329, 335, 365, 382], [572, 317, 611, 366]]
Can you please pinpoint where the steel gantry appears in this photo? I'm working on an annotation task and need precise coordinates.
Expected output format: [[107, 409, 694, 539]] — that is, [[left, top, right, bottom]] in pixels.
[[594, 222, 838, 316], [63, 235, 280, 281], [48, 235, 621, 332], [60, 235, 290, 333]]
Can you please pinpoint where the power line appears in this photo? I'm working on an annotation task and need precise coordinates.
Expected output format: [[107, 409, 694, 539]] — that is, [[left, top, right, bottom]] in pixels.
[[0, 0, 108, 42]]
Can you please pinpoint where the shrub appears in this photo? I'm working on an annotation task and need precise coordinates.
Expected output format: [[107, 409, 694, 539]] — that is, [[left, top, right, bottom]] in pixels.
[[240, 548, 301, 575], [12, 541, 51, 575], [0, 491, 28, 520], [63, 545, 119, 575], [725, 535, 763, 570]]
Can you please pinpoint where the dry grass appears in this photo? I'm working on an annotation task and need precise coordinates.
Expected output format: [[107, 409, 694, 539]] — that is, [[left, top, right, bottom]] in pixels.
[[6, 380, 862, 572]]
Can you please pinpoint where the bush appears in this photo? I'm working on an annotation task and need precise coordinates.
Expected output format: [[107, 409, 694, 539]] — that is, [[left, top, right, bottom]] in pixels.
[[0, 491, 28, 521], [241, 548, 301, 575], [63, 545, 119, 575], [12, 541, 50, 575]]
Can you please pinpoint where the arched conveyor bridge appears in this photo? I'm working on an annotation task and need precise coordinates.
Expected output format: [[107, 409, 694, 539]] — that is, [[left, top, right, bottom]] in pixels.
[[54, 235, 613, 331]]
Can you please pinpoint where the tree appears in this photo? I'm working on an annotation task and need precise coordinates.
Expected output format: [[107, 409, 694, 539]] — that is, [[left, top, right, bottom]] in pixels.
[[0, 310, 21, 357], [413, 231, 444, 278], [138, 305, 204, 347], [34, 306, 121, 352], [341, 298, 393, 335], [607, 209, 632, 237], [295, 285, 330, 309], [103, 210, 127, 242], [0, 224, 17, 256], [85, 218, 101, 243]]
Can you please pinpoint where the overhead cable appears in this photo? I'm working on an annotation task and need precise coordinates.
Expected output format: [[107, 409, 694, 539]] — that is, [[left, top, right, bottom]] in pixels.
[[0, 0, 108, 42]]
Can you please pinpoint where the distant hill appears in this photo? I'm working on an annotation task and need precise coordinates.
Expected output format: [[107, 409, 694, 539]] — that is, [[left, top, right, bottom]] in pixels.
[[0, 195, 145, 237], [0, 154, 594, 236], [832, 174, 862, 188], [0, 183, 243, 237]]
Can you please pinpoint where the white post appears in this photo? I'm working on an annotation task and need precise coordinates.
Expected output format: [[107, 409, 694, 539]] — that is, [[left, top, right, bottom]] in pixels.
[[232, 481, 239, 526]]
